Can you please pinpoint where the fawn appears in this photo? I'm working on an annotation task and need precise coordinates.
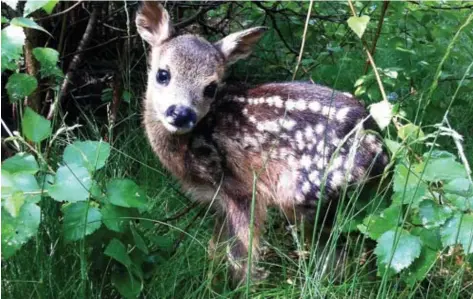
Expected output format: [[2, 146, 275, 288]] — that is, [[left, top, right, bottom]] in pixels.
[[136, 2, 388, 284]]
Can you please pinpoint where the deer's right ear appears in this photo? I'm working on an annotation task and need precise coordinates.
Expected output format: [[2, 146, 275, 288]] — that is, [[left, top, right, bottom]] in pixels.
[[135, 2, 173, 46]]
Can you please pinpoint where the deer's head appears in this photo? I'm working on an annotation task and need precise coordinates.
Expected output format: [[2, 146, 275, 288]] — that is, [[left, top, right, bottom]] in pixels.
[[136, 2, 266, 134]]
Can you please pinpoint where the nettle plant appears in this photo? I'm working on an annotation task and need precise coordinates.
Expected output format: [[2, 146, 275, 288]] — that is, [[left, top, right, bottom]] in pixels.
[[346, 12, 473, 284], [2, 1, 152, 297]]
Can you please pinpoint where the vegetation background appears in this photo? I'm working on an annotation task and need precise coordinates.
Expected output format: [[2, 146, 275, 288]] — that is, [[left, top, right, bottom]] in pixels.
[[2, 1, 473, 298]]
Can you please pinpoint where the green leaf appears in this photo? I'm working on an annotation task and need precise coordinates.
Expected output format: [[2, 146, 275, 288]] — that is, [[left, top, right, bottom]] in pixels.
[[1, 25, 25, 71], [62, 202, 102, 241], [1, 16, 10, 24], [418, 200, 452, 229], [422, 151, 467, 182], [447, 194, 473, 212], [10, 17, 50, 36], [403, 247, 438, 285], [111, 271, 142, 299], [42, 0, 59, 14], [106, 179, 147, 209], [122, 90, 132, 103], [375, 229, 422, 274], [2, 153, 39, 174], [2, 170, 42, 208], [32, 47, 63, 78], [102, 204, 131, 233], [411, 227, 442, 251], [63, 140, 111, 173], [440, 212, 473, 254], [24, 0, 50, 16], [21, 107, 51, 142], [1, 203, 40, 259], [105, 238, 132, 267], [49, 164, 92, 202], [130, 225, 149, 254], [444, 178, 473, 197], [6, 74, 38, 103], [361, 205, 403, 240], [392, 162, 429, 207], [398, 124, 424, 141], [347, 15, 370, 39], [2, 191, 26, 218], [369, 101, 392, 130]]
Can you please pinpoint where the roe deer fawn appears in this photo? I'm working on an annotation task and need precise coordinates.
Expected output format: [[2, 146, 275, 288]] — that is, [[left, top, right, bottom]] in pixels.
[[136, 1, 388, 285]]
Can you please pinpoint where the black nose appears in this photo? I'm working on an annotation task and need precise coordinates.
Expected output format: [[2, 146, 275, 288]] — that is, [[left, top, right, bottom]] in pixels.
[[165, 105, 197, 128]]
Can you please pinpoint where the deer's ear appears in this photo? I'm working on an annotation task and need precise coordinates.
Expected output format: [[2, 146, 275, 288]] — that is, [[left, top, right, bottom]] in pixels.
[[135, 1, 174, 46], [214, 27, 267, 65]]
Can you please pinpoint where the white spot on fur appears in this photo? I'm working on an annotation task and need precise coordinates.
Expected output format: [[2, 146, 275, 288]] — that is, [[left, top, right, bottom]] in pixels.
[[296, 99, 307, 111], [249, 116, 257, 123], [287, 156, 298, 167], [280, 118, 297, 131], [274, 97, 283, 108], [331, 171, 345, 187], [304, 126, 314, 141], [322, 106, 335, 119], [315, 123, 325, 135], [336, 107, 350, 122], [309, 170, 321, 185], [342, 92, 353, 98], [286, 100, 296, 111], [295, 130, 303, 141], [242, 108, 249, 115], [300, 155, 312, 170], [302, 181, 311, 194], [309, 101, 321, 113], [258, 98, 265, 104]]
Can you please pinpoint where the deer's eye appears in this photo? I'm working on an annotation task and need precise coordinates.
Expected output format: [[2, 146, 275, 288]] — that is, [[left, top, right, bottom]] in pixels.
[[157, 69, 170, 85], [203, 82, 218, 98]]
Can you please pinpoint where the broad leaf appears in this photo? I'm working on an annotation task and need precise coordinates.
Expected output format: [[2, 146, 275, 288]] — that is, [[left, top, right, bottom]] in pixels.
[[102, 204, 131, 233], [418, 200, 452, 229], [1, 203, 41, 259], [422, 151, 467, 181], [6, 74, 38, 103], [411, 227, 442, 251], [375, 229, 422, 274], [447, 194, 473, 212], [403, 247, 438, 285], [361, 205, 403, 240], [392, 162, 428, 207], [32, 47, 63, 78], [398, 124, 424, 141], [444, 178, 473, 197], [106, 179, 147, 209], [347, 15, 370, 39], [10, 17, 50, 35], [2, 170, 41, 216], [62, 202, 102, 241], [63, 140, 111, 173], [1, 25, 25, 71], [2, 153, 39, 174], [131, 225, 149, 254], [49, 164, 92, 202], [42, 0, 59, 14], [22, 107, 51, 142], [24, 0, 50, 16], [111, 271, 142, 299], [105, 238, 132, 267], [440, 213, 473, 254]]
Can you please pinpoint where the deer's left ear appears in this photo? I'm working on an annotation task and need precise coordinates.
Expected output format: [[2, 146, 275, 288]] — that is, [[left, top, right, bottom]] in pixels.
[[214, 27, 268, 65]]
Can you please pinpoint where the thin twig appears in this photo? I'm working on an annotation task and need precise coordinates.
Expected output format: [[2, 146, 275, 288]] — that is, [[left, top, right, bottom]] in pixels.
[[36, 0, 83, 21], [47, 4, 99, 120], [363, 1, 390, 74], [292, 0, 314, 80]]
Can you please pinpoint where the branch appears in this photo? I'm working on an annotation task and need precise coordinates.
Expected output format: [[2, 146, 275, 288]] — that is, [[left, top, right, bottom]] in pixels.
[[47, 5, 98, 120], [364, 1, 390, 74]]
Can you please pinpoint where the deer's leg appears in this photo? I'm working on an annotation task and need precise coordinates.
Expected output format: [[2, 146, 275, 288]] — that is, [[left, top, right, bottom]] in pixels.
[[223, 195, 268, 285]]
